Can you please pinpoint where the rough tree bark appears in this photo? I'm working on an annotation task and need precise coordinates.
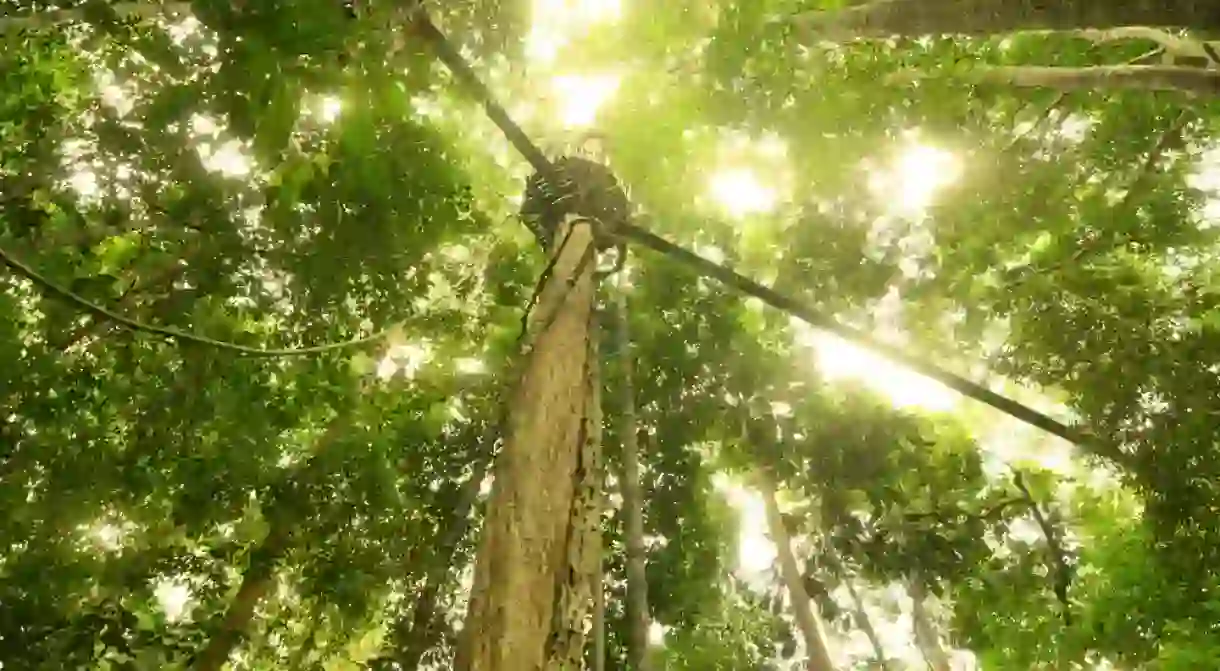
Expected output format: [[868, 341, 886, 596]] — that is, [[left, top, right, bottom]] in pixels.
[[457, 215, 600, 671], [796, 0, 1220, 41], [891, 63, 1220, 95], [616, 279, 654, 671], [758, 471, 837, 671]]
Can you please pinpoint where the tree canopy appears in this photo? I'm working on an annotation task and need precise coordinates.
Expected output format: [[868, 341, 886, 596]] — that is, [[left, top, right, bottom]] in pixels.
[[3, 1, 1220, 669]]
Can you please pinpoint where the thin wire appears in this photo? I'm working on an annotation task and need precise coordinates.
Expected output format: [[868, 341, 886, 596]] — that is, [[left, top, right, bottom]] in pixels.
[[0, 246, 392, 357]]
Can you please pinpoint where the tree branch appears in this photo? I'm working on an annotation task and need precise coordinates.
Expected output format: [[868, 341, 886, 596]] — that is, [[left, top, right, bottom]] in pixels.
[[620, 221, 1093, 449], [1068, 27, 1220, 66], [892, 64, 1220, 96]]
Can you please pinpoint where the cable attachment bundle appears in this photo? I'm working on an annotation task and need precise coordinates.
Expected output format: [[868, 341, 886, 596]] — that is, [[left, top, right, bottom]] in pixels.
[[520, 156, 631, 276]]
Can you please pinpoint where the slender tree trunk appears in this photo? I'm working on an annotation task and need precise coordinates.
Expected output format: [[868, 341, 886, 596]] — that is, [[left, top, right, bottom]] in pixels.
[[908, 580, 952, 671], [457, 216, 599, 671], [841, 575, 887, 670], [796, 0, 1220, 41], [892, 63, 1220, 95], [758, 471, 837, 671], [616, 280, 654, 671], [192, 420, 346, 671], [192, 533, 285, 671], [823, 550, 885, 669], [593, 549, 605, 671], [391, 436, 494, 669]]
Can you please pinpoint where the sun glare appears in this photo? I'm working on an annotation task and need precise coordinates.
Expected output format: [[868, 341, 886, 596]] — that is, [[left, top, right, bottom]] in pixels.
[[153, 579, 193, 623], [526, 0, 622, 64], [870, 141, 960, 216], [709, 168, 778, 218], [714, 474, 777, 586], [552, 74, 620, 128], [794, 322, 959, 412]]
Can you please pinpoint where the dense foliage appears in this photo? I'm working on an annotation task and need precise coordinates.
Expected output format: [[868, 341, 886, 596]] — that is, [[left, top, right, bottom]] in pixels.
[[2, 1, 1219, 669]]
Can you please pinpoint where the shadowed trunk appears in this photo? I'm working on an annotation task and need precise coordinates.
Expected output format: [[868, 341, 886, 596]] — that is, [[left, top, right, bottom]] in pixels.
[[797, 0, 1220, 40], [192, 533, 285, 671], [759, 471, 837, 671], [457, 216, 598, 671], [391, 436, 494, 669], [841, 573, 887, 669], [616, 282, 653, 671], [191, 422, 348, 671]]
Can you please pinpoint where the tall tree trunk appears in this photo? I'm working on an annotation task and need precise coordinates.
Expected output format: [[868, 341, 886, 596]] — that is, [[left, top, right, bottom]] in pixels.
[[615, 279, 653, 671], [796, 0, 1220, 41], [593, 548, 605, 671], [908, 580, 952, 671], [758, 471, 837, 671], [457, 216, 600, 671]]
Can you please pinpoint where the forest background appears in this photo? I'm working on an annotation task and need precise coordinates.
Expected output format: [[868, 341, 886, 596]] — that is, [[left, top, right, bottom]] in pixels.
[[3, 1, 1220, 669]]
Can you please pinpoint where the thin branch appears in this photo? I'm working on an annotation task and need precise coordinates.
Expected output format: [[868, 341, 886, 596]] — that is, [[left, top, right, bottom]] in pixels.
[[1116, 108, 1193, 210], [1011, 470, 1074, 626], [1001, 47, 1164, 152], [1069, 27, 1219, 65], [901, 497, 1029, 525], [824, 549, 888, 669], [0, 246, 394, 357], [389, 433, 494, 668]]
